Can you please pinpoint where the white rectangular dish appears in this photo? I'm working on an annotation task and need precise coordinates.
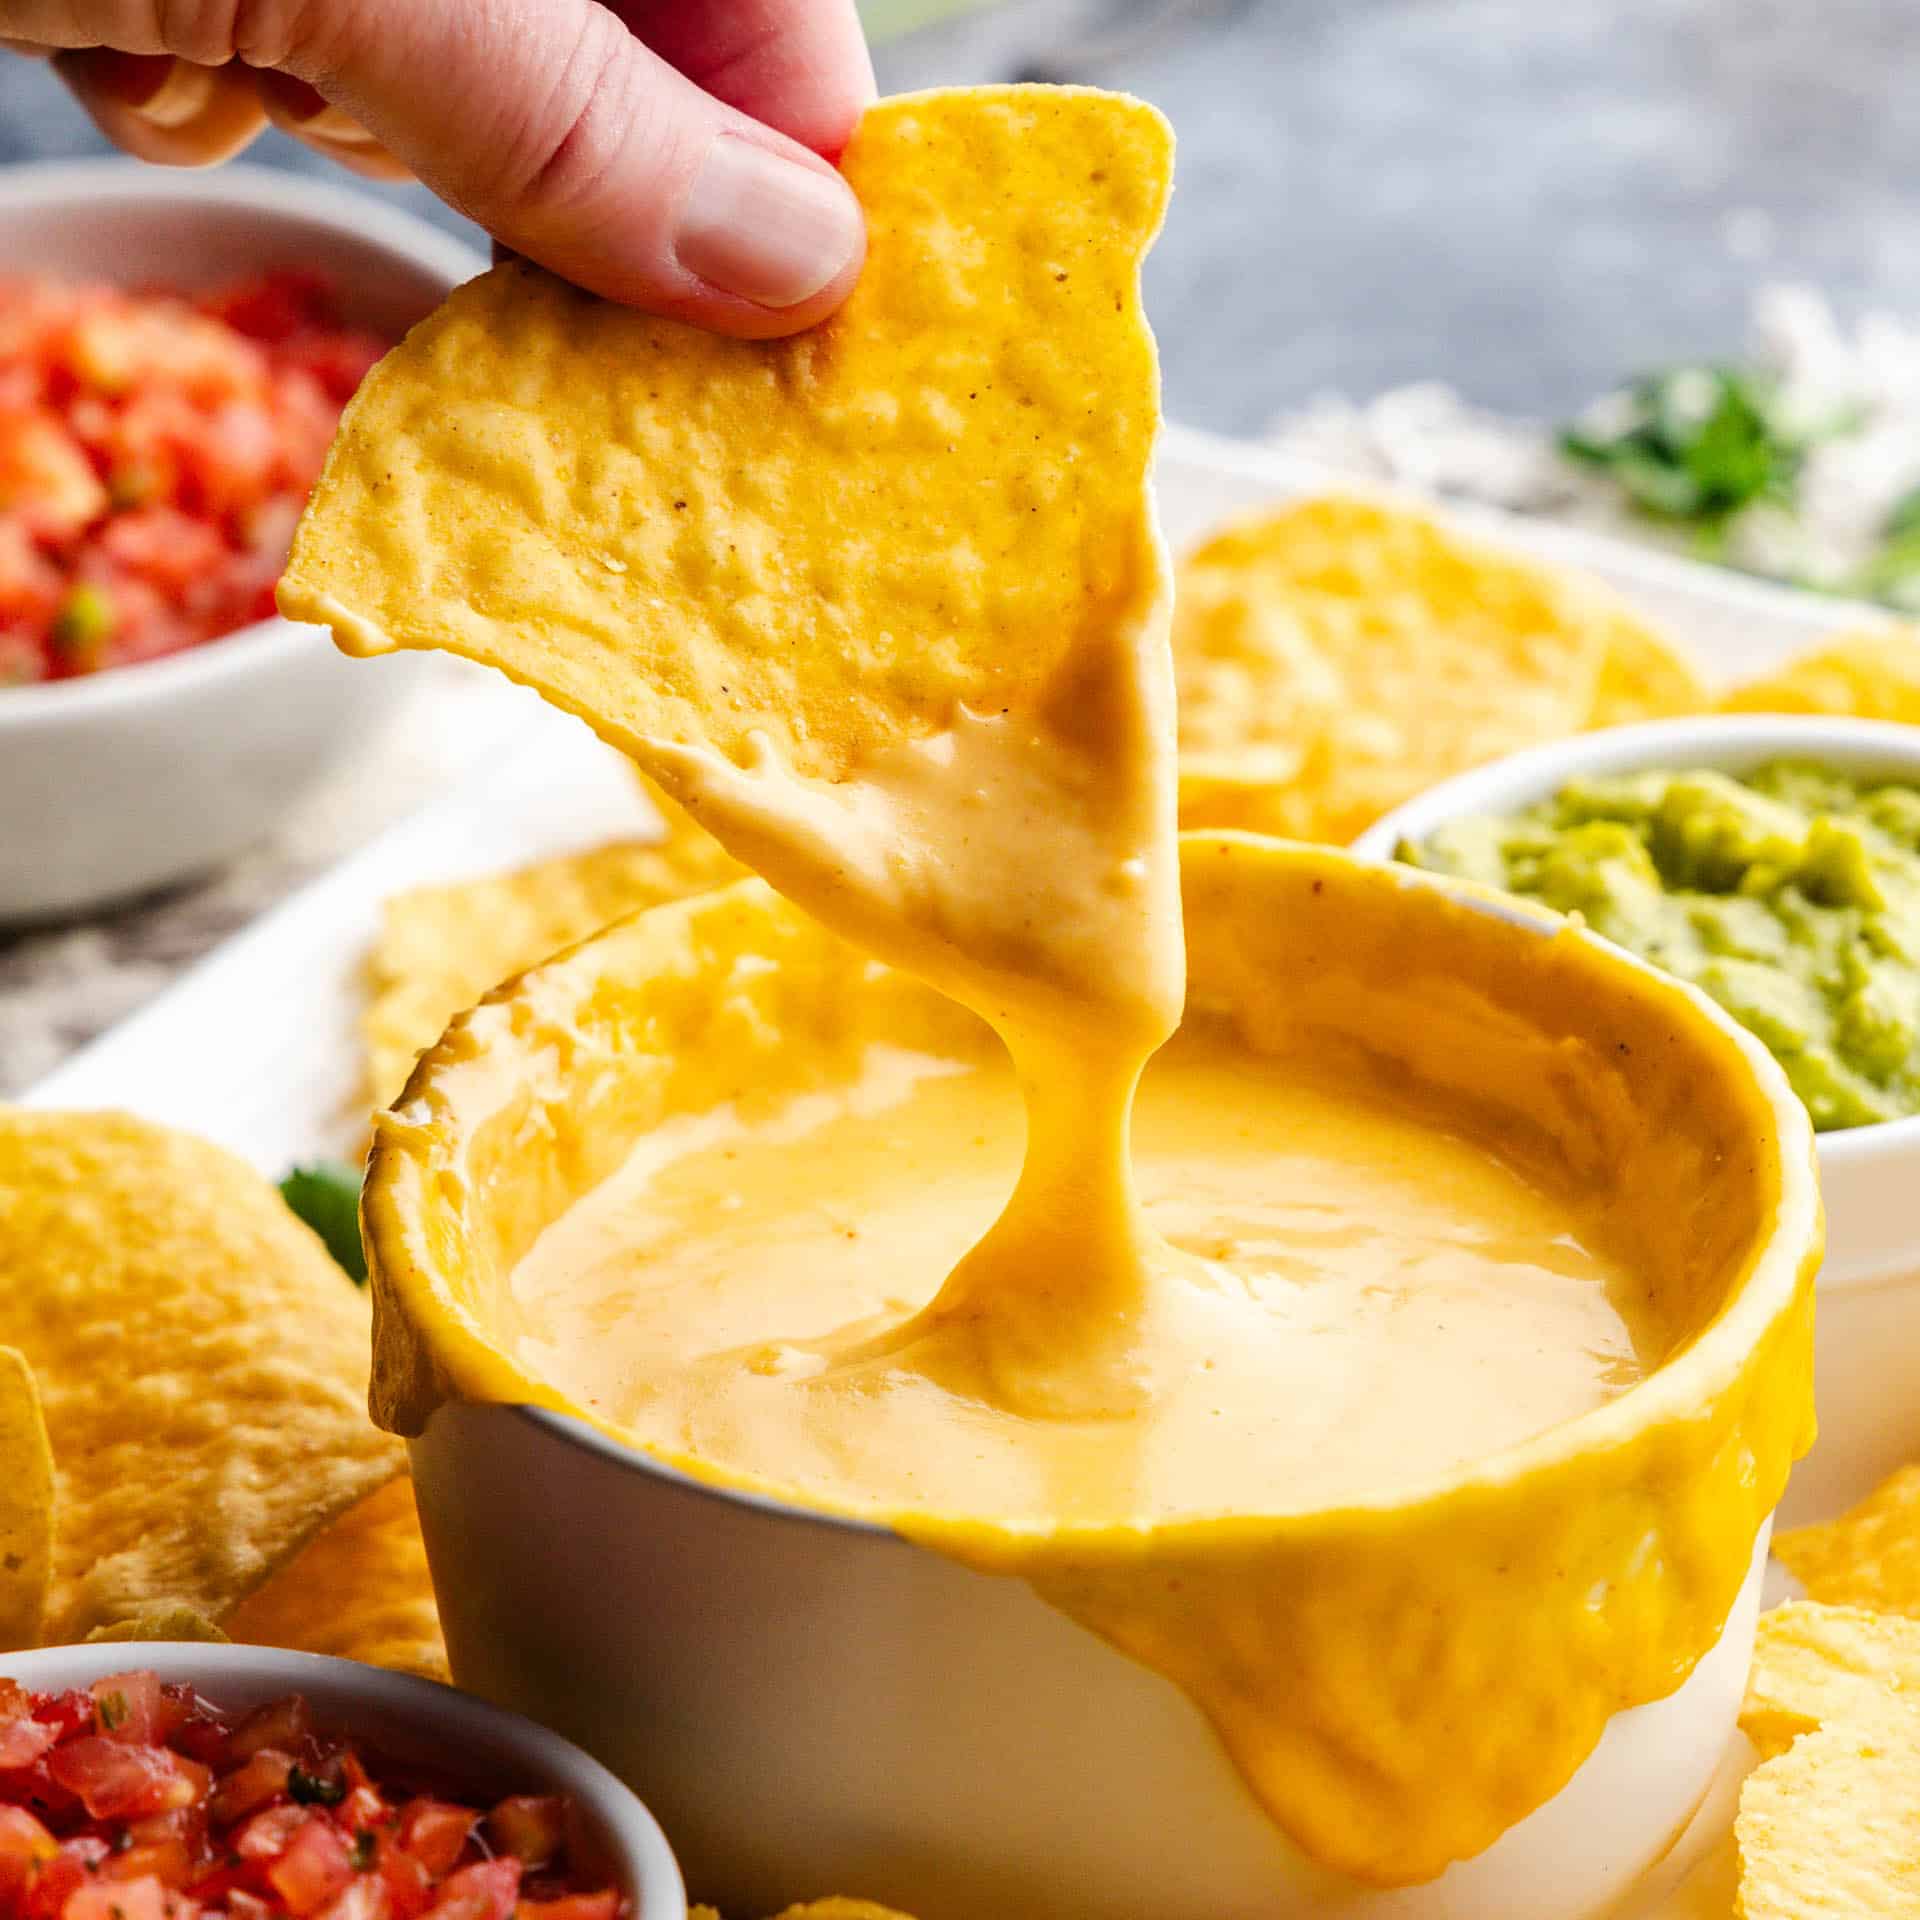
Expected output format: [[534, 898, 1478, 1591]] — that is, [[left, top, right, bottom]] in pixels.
[[21, 423, 1884, 1163]]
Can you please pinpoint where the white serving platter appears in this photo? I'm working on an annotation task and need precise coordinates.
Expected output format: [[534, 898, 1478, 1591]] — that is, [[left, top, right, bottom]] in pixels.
[[21, 422, 1888, 1166]]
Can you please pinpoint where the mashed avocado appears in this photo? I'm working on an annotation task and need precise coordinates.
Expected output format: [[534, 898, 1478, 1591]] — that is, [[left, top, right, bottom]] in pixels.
[[1400, 760, 1920, 1131]]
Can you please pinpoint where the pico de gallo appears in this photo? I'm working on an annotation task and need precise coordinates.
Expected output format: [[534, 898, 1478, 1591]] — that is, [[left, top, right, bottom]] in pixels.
[[0, 270, 387, 685], [0, 1671, 625, 1920]]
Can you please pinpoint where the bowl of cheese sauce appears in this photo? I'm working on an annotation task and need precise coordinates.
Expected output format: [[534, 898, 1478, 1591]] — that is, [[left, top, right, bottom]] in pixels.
[[362, 832, 1817, 1920]]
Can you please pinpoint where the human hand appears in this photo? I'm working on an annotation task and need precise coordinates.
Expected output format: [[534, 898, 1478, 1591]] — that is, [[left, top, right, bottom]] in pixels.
[[0, 1, 872, 335]]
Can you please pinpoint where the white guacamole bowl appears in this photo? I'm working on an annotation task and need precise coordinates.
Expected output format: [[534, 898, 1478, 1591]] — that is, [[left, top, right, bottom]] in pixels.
[[1356, 713, 1920, 1525], [366, 835, 1818, 1920]]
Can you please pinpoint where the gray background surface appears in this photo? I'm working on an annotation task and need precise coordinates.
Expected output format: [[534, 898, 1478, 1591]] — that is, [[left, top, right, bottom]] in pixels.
[[2, 0, 1914, 434]]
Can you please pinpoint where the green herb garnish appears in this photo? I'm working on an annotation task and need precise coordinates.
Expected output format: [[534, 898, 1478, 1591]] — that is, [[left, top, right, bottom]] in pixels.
[[288, 1765, 347, 1808], [278, 1161, 367, 1284], [50, 584, 116, 672], [349, 1832, 377, 1871], [96, 1689, 127, 1732], [1560, 366, 1837, 527]]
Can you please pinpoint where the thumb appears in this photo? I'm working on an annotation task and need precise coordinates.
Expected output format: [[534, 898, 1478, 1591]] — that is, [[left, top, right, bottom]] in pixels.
[[275, 0, 865, 336]]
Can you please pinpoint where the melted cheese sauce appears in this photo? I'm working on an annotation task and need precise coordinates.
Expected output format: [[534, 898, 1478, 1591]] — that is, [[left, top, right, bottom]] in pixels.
[[512, 1031, 1654, 1522]]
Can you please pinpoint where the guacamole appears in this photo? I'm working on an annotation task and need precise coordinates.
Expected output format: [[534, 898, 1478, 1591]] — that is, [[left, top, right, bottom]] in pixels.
[[1400, 760, 1920, 1131]]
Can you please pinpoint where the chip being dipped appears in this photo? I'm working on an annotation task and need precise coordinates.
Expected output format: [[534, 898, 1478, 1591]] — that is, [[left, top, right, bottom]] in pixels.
[[283, 85, 1180, 1037]]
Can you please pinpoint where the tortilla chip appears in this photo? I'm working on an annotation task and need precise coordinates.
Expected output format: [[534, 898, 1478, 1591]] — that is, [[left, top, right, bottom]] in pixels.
[[1735, 1713, 1920, 1917], [1776, 1465, 1920, 1617], [88, 1605, 227, 1644], [228, 1476, 446, 1679], [0, 1110, 403, 1643], [1588, 614, 1710, 726], [1742, 1602, 1920, 1760], [368, 833, 743, 1106], [281, 85, 1171, 851], [689, 1907, 917, 1920], [0, 1348, 53, 1653], [1722, 627, 1920, 721], [1172, 496, 1669, 844]]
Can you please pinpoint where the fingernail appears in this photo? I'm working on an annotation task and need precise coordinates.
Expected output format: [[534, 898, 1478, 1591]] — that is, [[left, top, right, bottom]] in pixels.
[[675, 135, 862, 309], [132, 58, 217, 129], [257, 70, 375, 144]]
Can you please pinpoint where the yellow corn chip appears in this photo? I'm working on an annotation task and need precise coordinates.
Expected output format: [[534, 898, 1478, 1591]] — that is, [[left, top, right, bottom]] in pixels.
[[88, 1606, 227, 1644], [367, 833, 742, 1106], [281, 87, 1172, 978], [1742, 1602, 1920, 1759], [0, 1348, 53, 1653], [1735, 1714, 1920, 1917], [1171, 496, 1691, 844], [0, 1110, 403, 1643], [228, 1476, 446, 1679], [689, 1907, 916, 1920], [1588, 613, 1710, 726], [284, 86, 1169, 773], [1722, 627, 1920, 721], [1776, 1464, 1920, 1617]]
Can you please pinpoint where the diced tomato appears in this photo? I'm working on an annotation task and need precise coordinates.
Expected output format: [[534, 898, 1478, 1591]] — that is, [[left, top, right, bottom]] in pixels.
[[48, 1741, 205, 1821], [234, 1804, 309, 1863], [513, 1894, 619, 1920], [102, 1836, 195, 1890], [334, 1784, 386, 1838], [208, 1751, 292, 1828], [229, 1701, 311, 1765], [93, 1672, 167, 1745], [194, 269, 331, 346], [420, 1861, 520, 1920], [0, 1686, 57, 1772], [395, 1805, 475, 1881], [373, 1840, 433, 1920], [314, 1879, 392, 1920], [482, 1804, 562, 1875], [266, 1819, 355, 1917], [63, 1870, 199, 1920], [27, 1694, 92, 1745], [21, 1839, 109, 1920], [0, 1803, 58, 1903], [0, 408, 106, 537]]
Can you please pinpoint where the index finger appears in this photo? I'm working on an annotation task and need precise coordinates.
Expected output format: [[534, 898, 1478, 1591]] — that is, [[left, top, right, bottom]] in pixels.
[[617, 0, 875, 157]]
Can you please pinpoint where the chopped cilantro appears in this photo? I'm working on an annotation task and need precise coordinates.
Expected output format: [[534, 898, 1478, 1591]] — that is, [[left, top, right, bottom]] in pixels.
[[350, 1832, 377, 1871], [278, 1161, 367, 1284], [50, 585, 116, 672], [1560, 366, 1840, 529], [288, 1764, 347, 1807], [97, 1689, 127, 1732]]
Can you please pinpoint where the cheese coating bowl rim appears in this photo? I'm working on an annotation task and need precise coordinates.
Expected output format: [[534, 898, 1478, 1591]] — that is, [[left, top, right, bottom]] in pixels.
[[366, 830, 1818, 1542], [365, 832, 1817, 1913]]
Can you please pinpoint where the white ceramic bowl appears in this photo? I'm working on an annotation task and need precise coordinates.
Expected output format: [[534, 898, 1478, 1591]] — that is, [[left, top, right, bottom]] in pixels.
[[0, 161, 484, 923], [1355, 714, 1920, 1524], [376, 838, 1818, 1920], [0, 1641, 685, 1919]]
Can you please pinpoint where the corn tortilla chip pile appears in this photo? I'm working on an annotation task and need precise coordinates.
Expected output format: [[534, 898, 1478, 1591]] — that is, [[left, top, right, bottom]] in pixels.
[[0, 1108, 443, 1672], [1724, 1473, 1920, 1914], [1170, 496, 1708, 846], [367, 825, 742, 1106], [1722, 626, 1920, 722]]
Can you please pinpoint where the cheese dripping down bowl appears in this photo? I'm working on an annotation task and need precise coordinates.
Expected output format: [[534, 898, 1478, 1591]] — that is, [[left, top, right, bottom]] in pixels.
[[363, 832, 1819, 1920], [1356, 713, 1920, 1527]]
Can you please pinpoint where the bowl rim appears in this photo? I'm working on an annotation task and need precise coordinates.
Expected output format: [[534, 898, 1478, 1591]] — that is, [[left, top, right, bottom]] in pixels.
[[373, 833, 1820, 1550], [0, 1641, 686, 1918], [0, 158, 483, 726], [1351, 712, 1920, 1172]]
